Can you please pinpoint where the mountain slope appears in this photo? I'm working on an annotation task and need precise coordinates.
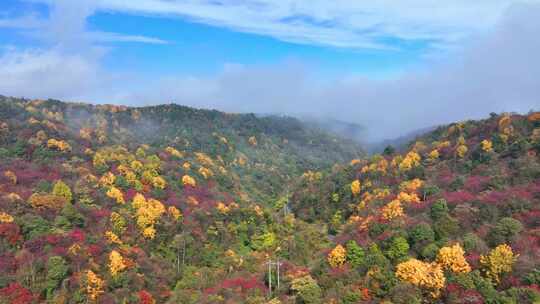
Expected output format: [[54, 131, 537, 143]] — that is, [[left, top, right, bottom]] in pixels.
[[0, 96, 362, 203], [290, 111, 540, 303], [1, 95, 540, 303]]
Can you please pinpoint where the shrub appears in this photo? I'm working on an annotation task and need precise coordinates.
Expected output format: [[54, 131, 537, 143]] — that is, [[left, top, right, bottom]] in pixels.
[[345, 240, 365, 268], [291, 275, 322, 304], [385, 236, 410, 261], [433, 215, 459, 240], [524, 268, 540, 285], [52, 180, 72, 203], [488, 217, 523, 246], [421, 243, 440, 260], [431, 199, 449, 220], [46, 256, 69, 294], [462, 233, 486, 253], [409, 223, 435, 246]]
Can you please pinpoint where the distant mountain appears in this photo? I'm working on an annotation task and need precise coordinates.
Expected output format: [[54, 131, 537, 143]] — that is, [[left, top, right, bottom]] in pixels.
[[296, 115, 368, 143], [366, 125, 439, 154]]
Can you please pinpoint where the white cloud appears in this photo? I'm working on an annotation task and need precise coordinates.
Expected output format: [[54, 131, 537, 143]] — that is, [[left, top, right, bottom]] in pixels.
[[0, 48, 105, 100], [88, 31, 170, 45], [1, 0, 539, 142], [72, 0, 540, 49], [2, 0, 168, 46], [0, 13, 45, 29], [121, 2, 540, 141]]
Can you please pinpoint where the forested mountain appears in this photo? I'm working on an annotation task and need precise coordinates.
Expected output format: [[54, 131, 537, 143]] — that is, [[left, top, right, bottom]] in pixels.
[[0, 96, 539, 303]]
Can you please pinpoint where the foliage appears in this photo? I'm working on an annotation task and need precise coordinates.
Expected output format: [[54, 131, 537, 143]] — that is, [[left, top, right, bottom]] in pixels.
[[29, 193, 67, 210], [109, 250, 127, 277], [488, 217, 523, 246], [409, 223, 435, 245], [327, 244, 347, 268], [1, 97, 539, 303], [52, 180, 72, 203], [385, 236, 410, 260], [382, 199, 404, 220], [85, 270, 105, 302], [106, 186, 125, 204], [395, 259, 445, 298], [0, 211, 14, 223], [480, 244, 518, 284], [350, 180, 361, 196], [46, 256, 69, 292], [436, 244, 471, 273], [291, 275, 322, 304], [182, 175, 197, 187], [132, 194, 165, 239], [345, 240, 365, 268], [430, 199, 449, 220]]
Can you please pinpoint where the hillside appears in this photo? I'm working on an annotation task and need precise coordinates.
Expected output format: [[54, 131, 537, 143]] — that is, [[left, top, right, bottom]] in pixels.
[[0, 96, 363, 304], [291, 111, 540, 303], [0, 96, 540, 303], [0, 96, 362, 203]]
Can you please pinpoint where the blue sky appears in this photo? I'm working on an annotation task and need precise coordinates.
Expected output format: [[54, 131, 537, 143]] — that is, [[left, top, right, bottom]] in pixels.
[[0, 0, 431, 78], [0, 0, 539, 140], [93, 12, 421, 78]]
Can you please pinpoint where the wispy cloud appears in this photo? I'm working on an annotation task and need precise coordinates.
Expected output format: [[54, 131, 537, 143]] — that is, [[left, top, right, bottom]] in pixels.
[[88, 31, 170, 45], [1, 0, 539, 142], [120, 2, 540, 140], [76, 0, 539, 50], [0, 13, 45, 29], [1, 1, 168, 46]]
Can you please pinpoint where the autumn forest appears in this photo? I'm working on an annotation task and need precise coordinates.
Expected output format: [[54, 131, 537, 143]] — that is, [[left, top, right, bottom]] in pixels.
[[1, 96, 540, 304]]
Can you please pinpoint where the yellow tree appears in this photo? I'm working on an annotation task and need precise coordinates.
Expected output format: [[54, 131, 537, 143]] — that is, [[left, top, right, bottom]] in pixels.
[[182, 175, 196, 187], [106, 186, 125, 204], [399, 151, 421, 171], [105, 231, 122, 245], [165, 146, 183, 158], [99, 172, 116, 187], [351, 180, 361, 196], [480, 244, 518, 283], [0, 212, 14, 223], [456, 145, 468, 158], [198, 167, 213, 179], [399, 178, 423, 193], [132, 194, 165, 239], [248, 136, 258, 146], [29, 193, 67, 210], [396, 258, 445, 298], [216, 202, 230, 214], [110, 212, 126, 234], [428, 149, 440, 161], [93, 152, 107, 169], [327, 244, 346, 268], [382, 199, 404, 220], [152, 176, 167, 189], [168, 206, 182, 220], [397, 192, 421, 204], [47, 138, 71, 152], [481, 140, 493, 152], [109, 250, 127, 276], [86, 270, 104, 301], [52, 180, 72, 203], [130, 160, 143, 172], [436, 244, 471, 274]]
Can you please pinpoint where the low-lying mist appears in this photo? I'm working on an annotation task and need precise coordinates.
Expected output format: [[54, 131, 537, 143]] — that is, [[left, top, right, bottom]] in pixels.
[[0, 2, 538, 143]]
